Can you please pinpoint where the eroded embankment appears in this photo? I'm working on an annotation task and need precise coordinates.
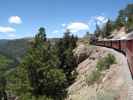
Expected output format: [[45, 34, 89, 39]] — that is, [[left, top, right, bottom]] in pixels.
[[66, 43, 133, 100]]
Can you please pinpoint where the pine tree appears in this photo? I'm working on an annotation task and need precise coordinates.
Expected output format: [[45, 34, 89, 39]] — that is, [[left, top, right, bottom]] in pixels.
[[13, 27, 67, 99], [95, 23, 101, 38], [114, 3, 133, 32], [115, 10, 126, 29], [104, 20, 113, 38], [56, 30, 78, 85], [125, 4, 133, 31]]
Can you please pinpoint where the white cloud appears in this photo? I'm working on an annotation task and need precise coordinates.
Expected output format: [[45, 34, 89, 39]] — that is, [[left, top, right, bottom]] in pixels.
[[8, 16, 22, 24], [52, 30, 59, 34], [87, 15, 108, 32], [95, 16, 108, 25], [66, 22, 89, 33], [0, 26, 16, 33]]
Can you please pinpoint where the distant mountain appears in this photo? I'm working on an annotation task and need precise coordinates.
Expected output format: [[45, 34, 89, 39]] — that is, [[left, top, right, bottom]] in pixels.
[[0, 38, 60, 63], [0, 38, 31, 63]]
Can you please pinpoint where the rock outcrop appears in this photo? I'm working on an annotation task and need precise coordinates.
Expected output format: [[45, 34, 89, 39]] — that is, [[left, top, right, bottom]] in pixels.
[[73, 44, 93, 64], [66, 43, 130, 100]]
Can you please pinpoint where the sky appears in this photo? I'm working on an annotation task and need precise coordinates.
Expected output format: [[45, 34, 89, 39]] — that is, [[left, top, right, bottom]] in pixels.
[[0, 0, 132, 39]]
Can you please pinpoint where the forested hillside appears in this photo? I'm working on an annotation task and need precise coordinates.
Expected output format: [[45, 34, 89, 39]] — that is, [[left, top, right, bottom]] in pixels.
[[0, 39, 30, 63], [0, 27, 78, 100], [94, 4, 133, 39]]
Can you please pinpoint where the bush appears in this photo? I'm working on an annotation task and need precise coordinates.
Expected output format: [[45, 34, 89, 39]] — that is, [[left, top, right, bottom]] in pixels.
[[104, 54, 116, 66], [96, 54, 116, 71], [86, 54, 116, 85], [19, 93, 53, 100], [86, 70, 101, 85], [37, 96, 53, 100]]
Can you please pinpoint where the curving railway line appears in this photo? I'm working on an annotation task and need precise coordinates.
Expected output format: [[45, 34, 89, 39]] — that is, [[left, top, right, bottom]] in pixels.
[[91, 32, 133, 78]]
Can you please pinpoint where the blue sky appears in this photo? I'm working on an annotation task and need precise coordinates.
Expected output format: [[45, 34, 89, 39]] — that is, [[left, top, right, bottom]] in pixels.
[[0, 0, 132, 39]]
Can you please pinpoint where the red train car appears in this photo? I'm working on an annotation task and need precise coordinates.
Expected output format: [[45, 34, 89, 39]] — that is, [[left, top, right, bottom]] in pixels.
[[104, 40, 112, 47], [111, 40, 121, 50], [120, 40, 126, 53], [126, 39, 133, 76], [96, 40, 104, 46], [92, 34, 133, 78]]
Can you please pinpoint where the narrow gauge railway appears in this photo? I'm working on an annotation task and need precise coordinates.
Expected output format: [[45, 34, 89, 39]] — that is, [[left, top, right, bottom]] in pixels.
[[91, 32, 133, 78]]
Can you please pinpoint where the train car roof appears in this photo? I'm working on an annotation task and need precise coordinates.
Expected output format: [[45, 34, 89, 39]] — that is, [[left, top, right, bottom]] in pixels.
[[98, 31, 133, 41], [125, 31, 133, 40], [98, 39, 122, 41]]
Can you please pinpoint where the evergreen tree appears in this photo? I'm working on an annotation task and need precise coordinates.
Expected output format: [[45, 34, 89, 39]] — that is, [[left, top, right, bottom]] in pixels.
[[104, 20, 113, 38], [114, 3, 133, 32], [96, 20, 113, 38], [115, 10, 126, 29], [0, 55, 13, 100], [12, 27, 67, 100], [95, 24, 101, 38], [56, 30, 78, 85], [125, 4, 133, 31]]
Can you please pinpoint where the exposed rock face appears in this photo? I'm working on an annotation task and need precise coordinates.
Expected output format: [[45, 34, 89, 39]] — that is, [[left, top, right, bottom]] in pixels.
[[73, 44, 94, 64], [111, 27, 127, 39], [66, 43, 131, 100]]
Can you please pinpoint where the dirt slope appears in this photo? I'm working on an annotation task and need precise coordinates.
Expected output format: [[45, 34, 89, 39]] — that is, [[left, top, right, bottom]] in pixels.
[[66, 43, 132, 100]]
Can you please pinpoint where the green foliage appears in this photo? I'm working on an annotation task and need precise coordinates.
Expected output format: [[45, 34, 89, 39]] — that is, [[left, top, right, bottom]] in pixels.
[[95, 24, 101, 38], [0, 55, 13, 66], [95, 20, 114, 38], [6, 28, 78, 99], [104, 20, 114, 38], [0, 54, 13, 73], [86, 54, 116, 86], [115, 10, 126, 29], [96, 54, 116, 71], [16, 93, 53, 100], [37, 96, 53, 100], [56, 30, 78, 85], [105, 54, 116, 66], [115, 3, 133, 32], [10, 27, 68, 99], [0, 39, 29, 64], [94, 3, 133, 37], [86, 70, 101, 85], [0, 54, 14, 99], [34, 27, 47, 46]]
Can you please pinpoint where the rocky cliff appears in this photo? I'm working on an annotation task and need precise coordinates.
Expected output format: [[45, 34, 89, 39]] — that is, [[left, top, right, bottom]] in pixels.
[[66, 42, 131, 100]]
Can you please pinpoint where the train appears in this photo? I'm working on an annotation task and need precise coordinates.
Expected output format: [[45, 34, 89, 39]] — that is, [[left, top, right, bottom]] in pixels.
[[90, 32, 133, 78]]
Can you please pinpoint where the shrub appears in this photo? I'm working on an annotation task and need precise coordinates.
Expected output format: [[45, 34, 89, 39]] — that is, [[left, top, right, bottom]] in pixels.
[[19, 93, 53, 100], [96, 54, 116, 71], [86, 54, 116, 86], [96, 59, 106, 71], [86, 70, 101, 85], [37, 96, 53, 100], [105, 54, 116, 66]]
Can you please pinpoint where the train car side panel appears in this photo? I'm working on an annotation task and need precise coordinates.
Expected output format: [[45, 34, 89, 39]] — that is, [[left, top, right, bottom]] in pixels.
[[111, 40, 120, 50], [126, 40, 133, 77], [120, 40, 126, 53]]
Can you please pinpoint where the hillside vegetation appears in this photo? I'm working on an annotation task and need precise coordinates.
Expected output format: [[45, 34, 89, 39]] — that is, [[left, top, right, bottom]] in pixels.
[[0, 39, 30, 62], [94, 4, 133, 39], [0, 28, 78, 100]]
